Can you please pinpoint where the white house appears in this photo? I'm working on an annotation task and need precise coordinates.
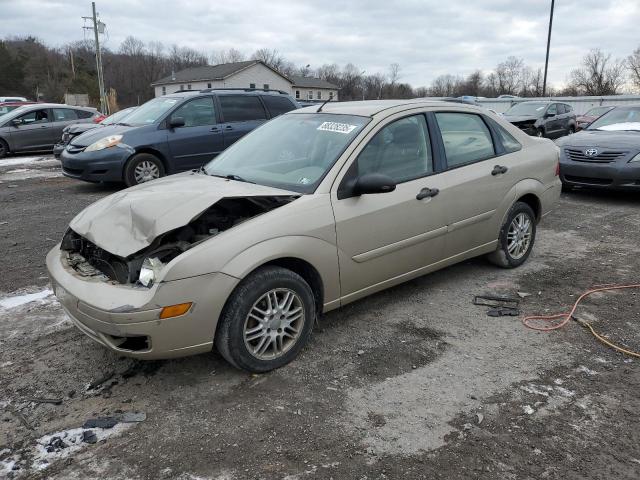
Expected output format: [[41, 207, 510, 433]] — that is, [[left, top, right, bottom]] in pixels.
[[151, 60, 339, 101]]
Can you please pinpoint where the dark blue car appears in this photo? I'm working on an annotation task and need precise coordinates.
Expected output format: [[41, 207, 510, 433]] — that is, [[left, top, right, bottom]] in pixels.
[[60, 89, 298, 186]]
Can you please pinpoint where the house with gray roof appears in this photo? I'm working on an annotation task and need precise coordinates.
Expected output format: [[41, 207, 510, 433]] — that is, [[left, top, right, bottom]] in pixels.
[[151, 60, 339, 101]]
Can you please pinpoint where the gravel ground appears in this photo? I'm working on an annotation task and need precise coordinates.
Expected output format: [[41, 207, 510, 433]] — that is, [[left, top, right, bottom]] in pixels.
[[1, 155, 639, 479]]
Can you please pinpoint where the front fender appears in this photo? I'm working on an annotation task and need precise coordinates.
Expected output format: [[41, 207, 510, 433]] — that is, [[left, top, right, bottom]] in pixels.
[[219, 235, 340, 306]]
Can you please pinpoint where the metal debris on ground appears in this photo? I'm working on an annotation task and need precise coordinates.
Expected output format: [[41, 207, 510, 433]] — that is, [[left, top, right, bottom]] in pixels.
[[473, 294, 520, 316], [26, 397, 63, 405], [86, 370, 115, 390], [83, 417, 118, 429]]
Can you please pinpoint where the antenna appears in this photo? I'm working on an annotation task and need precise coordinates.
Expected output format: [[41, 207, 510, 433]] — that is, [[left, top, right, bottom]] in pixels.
[[316, 96, 332, 113]]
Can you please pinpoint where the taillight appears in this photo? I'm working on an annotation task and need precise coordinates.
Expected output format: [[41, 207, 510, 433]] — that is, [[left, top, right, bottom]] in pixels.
[[555, 161, 560, 176]]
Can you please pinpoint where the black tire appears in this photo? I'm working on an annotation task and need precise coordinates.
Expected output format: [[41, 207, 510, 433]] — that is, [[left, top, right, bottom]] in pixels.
[[568, 125, 576, 135], [215, 266, 316, 373], [487, 202, 537, 269], [561, 182, 574, 192], [0, 138, 9, 159], [123, 153, 165, 187], [536, 128, 545, 138]]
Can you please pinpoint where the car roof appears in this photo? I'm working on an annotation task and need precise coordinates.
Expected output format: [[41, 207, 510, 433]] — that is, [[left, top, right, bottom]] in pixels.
[[290, 99, 484, 117]]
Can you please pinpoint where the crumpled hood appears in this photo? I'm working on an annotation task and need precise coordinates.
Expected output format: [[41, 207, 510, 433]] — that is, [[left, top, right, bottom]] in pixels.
[[503, 115, 539, 123], [556, 129, 640, 149], [69, 172, 298, 258]]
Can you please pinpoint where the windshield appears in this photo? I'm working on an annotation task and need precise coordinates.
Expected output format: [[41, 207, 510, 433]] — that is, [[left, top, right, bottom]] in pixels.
[[588, 107, 640, 130], [101, 107, 136, 125], [504, 102, 549, 116], [204, 113, 370, 193], [584, 106, 611, 117], [119, 97, 180, 126]]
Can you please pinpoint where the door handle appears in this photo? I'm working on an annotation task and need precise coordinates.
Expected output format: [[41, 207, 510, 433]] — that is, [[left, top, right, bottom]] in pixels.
[[491, 165, 508, 176], [224, 125, 233, 130], [210, 126, 220, 132], [416, 187, 439, 200]]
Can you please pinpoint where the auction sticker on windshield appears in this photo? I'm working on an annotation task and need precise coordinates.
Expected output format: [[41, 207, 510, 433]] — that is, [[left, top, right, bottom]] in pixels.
[[317, 122, 358, 134]]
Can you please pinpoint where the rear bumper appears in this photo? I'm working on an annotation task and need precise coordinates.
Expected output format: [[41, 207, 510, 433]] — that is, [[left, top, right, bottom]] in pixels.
[[60, 145, 132, 183], [46, 244, 240, 359], [560, 160, 640, 190]]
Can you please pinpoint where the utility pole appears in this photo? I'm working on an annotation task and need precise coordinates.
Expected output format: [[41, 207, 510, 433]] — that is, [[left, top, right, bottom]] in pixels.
[[83, 2, 107, 113], [542, 0, 555, 98]]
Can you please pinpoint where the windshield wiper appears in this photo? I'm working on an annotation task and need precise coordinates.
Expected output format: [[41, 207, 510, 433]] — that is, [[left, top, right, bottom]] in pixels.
[[115, 122, 131, 126], [209, 173, 255, 184]]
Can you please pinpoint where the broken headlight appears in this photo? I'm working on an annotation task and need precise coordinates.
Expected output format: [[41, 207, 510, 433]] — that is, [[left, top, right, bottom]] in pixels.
[[85, 134, 123, 152], [138, 257, 164, 287]]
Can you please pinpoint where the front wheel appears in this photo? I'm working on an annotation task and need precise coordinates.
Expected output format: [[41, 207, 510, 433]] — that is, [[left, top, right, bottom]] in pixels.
[[123, 153, 165, 187], [487, 202, 537, 268], [215, 266, 316, 373], [536, 128, 545, 138], [568, 125, 576, 135]]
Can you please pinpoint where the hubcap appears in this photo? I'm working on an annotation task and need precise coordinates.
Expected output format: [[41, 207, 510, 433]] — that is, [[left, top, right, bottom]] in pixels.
[[134, 160, 160, 184], [507, 213, 533, 260], [243, 288, 305, 360]]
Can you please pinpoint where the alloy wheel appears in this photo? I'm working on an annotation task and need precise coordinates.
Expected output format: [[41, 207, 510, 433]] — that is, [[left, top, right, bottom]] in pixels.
[[507, 213, 533, 259], [243, 288, 305, 360]]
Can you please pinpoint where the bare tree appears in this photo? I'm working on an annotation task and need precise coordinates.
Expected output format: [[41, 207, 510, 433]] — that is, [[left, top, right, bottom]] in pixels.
[[211, 48, 245, 65], [388, 63, 400, 85], [569, 49, 627, 95], [628, 46, 640, 92], [495, 56, 524, 95]]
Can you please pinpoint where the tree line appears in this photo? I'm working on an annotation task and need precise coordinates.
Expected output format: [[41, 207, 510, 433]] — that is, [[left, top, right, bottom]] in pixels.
[[1, 35, 639, 110]]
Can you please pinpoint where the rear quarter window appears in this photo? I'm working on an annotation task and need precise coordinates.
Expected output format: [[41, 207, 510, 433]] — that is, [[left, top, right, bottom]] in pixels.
[[261, 95, 296, 118], [219, 95, 268, 122], [76, 110, 94, 119]]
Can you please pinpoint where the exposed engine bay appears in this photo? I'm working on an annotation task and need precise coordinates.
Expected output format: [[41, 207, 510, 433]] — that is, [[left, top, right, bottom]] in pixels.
[[61, 196, 297, 285]]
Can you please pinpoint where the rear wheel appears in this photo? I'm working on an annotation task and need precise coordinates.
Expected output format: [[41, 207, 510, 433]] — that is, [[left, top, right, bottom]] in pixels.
[[123, 153, 165, 187], [487, 202, 536, 268], [215, 266, 316, 373], [0, 138, 9, 159], [536, 128, 545, 138]]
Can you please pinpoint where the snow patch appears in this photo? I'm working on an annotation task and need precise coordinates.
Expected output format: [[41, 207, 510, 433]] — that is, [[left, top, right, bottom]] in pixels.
[[576, 365, 598, 376], [0, 156, 56, 167], [31, 424, 130, 472], [0, 289, 53, 309], [523, 405, 535, 415]]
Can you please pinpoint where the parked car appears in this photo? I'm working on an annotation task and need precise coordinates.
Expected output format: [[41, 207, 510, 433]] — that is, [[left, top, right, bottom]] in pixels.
[[0, 96, 28, 103], [0, 104, 100, 158], [556, 105, 640, 191], [53, 107, 137, 158], [498, 95, 519, 99], [0, 101, 36, 117], [47, 99, 561, 372], [575, 105, 614, 131], [503, 101, 576, 138], [60, 89, 299, 186]]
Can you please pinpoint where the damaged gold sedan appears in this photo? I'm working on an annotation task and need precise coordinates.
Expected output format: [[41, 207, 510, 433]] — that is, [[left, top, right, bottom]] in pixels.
[[47, 100, 561, 372]]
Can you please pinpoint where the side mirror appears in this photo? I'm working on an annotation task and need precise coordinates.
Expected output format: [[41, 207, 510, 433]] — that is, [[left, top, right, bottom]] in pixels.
[[169, 117, 185, 128], [11, 119, 22, 127], [354, 173, 396, 195], [544, 112, 554, 119]]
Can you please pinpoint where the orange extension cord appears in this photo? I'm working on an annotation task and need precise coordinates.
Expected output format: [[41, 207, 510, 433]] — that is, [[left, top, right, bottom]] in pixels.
[[522, 283, 640, 359]]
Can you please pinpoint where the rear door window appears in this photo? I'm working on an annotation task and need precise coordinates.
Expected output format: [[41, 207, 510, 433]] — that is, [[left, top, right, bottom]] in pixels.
[[261, 95, 296, 118], [219, 95, 267, 122], [170, 97, 216, 126], [557, 104, 567, 114], [53, 108, 78, 121], [435, 112, 495, 168]]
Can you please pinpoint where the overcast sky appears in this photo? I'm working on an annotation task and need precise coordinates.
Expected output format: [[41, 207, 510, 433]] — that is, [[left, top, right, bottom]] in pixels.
[[2, 0, 639, 88]]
